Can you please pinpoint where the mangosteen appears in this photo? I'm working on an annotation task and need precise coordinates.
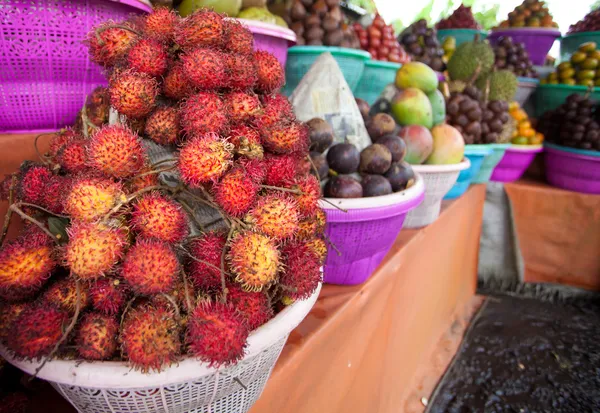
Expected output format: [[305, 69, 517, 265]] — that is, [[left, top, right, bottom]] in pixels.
[[369, 98, 392, 117], [310, 151, 329, 180], [355, 98, 370, 121], [326, 143, 360, 174], [359, 144, 392, 174], [324, 175, 363, 198], [376, 135, 407, 162], [307, 118, 334, 152], [385, 161, 415, 192], [361, 174, 392, 197], [367, 113, 396, 140]]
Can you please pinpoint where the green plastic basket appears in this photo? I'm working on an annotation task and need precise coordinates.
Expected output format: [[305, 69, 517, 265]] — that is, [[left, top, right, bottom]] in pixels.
[[436, 29, 488, 46], [560, 31, 600, 62], [534, 84, 600, 117], [354, 60, 401, 105], [283, 46, 371, 96], [472, 143, 512, 184]]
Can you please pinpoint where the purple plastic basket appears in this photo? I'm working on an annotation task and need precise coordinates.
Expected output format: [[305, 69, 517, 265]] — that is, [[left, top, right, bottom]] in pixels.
[[237, 18, 296, 68], [488, 28, 561, 66], [544, 143, 600, 194], [322, 175, 425, 286], [490, 145, 543, 183], [0, 0, 151, 133]]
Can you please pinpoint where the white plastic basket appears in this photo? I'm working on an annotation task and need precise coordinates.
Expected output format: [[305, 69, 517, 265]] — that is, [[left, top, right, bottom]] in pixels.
[[0, 283, 321, 413], [404, 159, 471, 228]]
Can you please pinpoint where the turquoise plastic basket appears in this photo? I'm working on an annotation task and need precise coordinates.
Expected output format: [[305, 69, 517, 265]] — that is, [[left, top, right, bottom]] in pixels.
[[534, 84, 600, 117], [436, 29, 488, 46], [444, 145, 493, 199], [354, 60, 401, 105], [560, 32, 600, 62], [472, 143, 512, 183], [283, 46, 371, 96]]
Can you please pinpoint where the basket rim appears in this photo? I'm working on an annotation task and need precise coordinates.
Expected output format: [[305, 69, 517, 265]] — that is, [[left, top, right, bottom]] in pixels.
[[320, 172, 425, 210], [111, 0, 152, 12], [0, 283, 322, 389], [235, 18, 297, 42], [287, 46, 371, 60], [544, 142, 600, 159], [562, 31, 600, 39], [364, 60, 402, 70], [518, 76, 540, 85], [506, 144, 543, 153], [489, 27, 561, 37], [411, 157, 471, 173], [436, 28, 489, 35], [537, 83, 599, 92], [464, 145, 494, 155]]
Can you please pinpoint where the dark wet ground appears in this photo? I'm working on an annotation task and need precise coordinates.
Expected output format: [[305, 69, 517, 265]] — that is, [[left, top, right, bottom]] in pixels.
[[428, 295, 600, 413]]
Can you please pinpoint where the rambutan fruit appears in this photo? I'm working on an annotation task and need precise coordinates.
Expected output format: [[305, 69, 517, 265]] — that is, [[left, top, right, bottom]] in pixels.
[[263, 153, 297, 186], [87, 124, 146, 179], [292, 175, 321, 218], [181, 48, 227, 90], [56, 137, 88, 174], [0, 302, 26, 340], [186, 302, 249, 367], [109, 69, 158, 119], [229, 125, 263, 159], [297, 217, 318, 240], [187, 231, 226, 291], [163, 61, 193, 100], [121, 304, 181, 372], [65, 221, 127, 280], [127, 38, 169, 77], [76, 312, 119, 360], [224, 20, 254, 55], [306, 237, 327, 264], [254, 50, 285, 93], [225, 92, 262, 123], [174, 10, 224, 50], [89, 277, 128, 315], [127, 164, 159, 193], [180, 92, 229, 137], [256, 94, 295, 129], [280, 241, 321, 300], [18, 162, 51, 204], [296, 156, 311, 176], [64, 176, 124, 222], [43, 277, 89, 313], [239, 157, 266, 184], [226, 53, 258, 90], [84, 86, 111, 129], [261, 121, 309, 155], [40, 175, 70, 214], [86, 22, 139, 67], [315, 208, 327, 232], [121, 239, 180, 295], [126, 117, 147, 137], [227, 283, 273, 331], [49, 129, 80, 159], [178, 133, 233, 186], [245, 194, 300, 240], [0, 174, 14, 202], [130, 192, 189, 243], [144, 106, 181, 146], [228, 231, 280, 291], [144, 7, 178, 42], [213, 167, 259, 217]]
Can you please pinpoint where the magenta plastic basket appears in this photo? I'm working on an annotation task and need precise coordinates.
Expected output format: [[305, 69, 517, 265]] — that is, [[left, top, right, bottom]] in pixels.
[[488, 28, 561, 66], [544, 142, 600, 194], [321, 175, 425, 286], [0, 0, 151, 133], [237, 18, 296, 68], [490, 145, 543, 183]]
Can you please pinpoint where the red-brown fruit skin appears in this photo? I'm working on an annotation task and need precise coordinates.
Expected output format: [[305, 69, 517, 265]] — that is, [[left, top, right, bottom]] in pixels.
[[254, 50, 285, 93], [186, 302, 249, 368], [225, 92, 262, 123], [131, 192, 190, 243], [238, 157, 266, 185], [227, 283, 273, 331], [178, 133, 233, 186], [109, 70, 159, 119], [144, 7, 178, 42], [181, 48, 227, 90], [292, 175, 321, 218], [7, 304, 69, 360], [174, 10, 224, 50], [86, 22, 138, 67], [49, 128, 80, 159], [280, 241, 322, 300], [145, 106, 181, 145], [180, 92, 229, 137], [187, 231, 227, 291], [76, 312, 119, 360], [224, 20, 254, 55], [226, 53, 258, 90], [261, 121, 309, 155], [87, 124, 147, 179], [213, 167, 259, 217], [41, 175, 71, 214], [257, 93, 295, 129], [263, 153, 298, 186], [229, 124, 261, 149], [163, 62, 194, 100], [89, 277, 128, 315], [127, 38, 169, 77], [19, 163, 51, 204], [42, 277, 89, 313], [0, 302, 26, 341], [57, 138, 88, 174]]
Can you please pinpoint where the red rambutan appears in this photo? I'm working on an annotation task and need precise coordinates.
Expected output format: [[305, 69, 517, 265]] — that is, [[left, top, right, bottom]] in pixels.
[[109, 69, 158, 119], [174, 10, 224, 50], [127, 38, 169, 77], [163, 61, 193, 100], [226, 53, 258, 90], [292, 175, 321, 218], [187, 231, 226, 291], [297, 217, 318, 240], [186, 302, 249, 368], [228, 231, 280, 292], [256, 93, 295, 129], [263, 153, 297, 186], [89, 277, 128, 315], [0, 302, 26, 340], [254, 50, 285, 93], [56, 137, 88, 174], [213, 167, 259, 217], [306, 237, 327, 264], [229, 124, 263, 159], [245, 193, 300, 240], [181, 48, 227, 90], [227, 283, 273, 331], [64, 175, 124, 222], [178, 133, 233, 186], [43, 277, 89, 313], [225, 92, 262, 123], [130, 192, 189, 243], [65, 221, 127, 280], [144, 7, 178, 42], [126, 164, 159, 193], [18, 162, 51, 204], [48, 129, 80, 159], [40, 175, 71, 214], [121, 239, 180, 295], [87, 124, 147, 179], [239, 157, 266, 184], [121, 304, 181, 372], [261, 121, 309, 155], [76, 312, 119, 360], [224, 20, 254, 55], [280, 241, 321, 300], [86, 22, 139, 67], [144, 106, 180, 146], [296, 156, 311, 176], [180, 92, 229, 137]]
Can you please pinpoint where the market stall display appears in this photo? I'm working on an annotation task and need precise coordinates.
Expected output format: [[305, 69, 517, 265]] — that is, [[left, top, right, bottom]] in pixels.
[[398, 19, 446, 72], [562, 9, 600, 61], [352, 14, 411, 63], [542, 42, 600, 86], [444, 145, 492, 199], [436, 5, 488, 47], [238, 18, 297, 66]]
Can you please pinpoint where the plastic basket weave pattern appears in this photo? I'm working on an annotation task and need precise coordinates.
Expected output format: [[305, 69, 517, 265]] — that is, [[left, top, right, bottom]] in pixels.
[[544, 142, 600, 194], [472, 143, 512, 184], [490, 145, 542, 183], [444, 146, 492, 200], [0, 0, 150, 133], [354, 60, 401, 105]]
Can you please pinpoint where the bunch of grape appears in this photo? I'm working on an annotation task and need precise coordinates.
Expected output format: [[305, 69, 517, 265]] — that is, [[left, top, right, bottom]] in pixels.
[[398, 19, 445, 71], [436, 4, 481, 30], [494, 36, 537, 78], [568, 9, 600, 34]]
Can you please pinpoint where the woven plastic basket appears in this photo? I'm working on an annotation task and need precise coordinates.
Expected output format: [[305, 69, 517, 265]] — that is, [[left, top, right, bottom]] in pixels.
[[404, 159, 471, 228], [490, 144, 542, 183], [236, 18, 296, 68], [0, 283, 321, 413], [444, 145, 492, 200], [488, 27, 561, 66], [0, 0, 152, 133], [321, 174, 425, 285], [471, 143, 512, 184], [544, 142, 600, 194], [354, 60, 401, 105]]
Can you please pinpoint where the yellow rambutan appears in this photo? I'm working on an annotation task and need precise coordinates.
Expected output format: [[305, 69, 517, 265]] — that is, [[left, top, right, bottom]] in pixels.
[[43, 277, 89, 313], [245, 194, 300, 240], [178, 133, 233, 186], [64, 175, 124, 222], [227, 231, 280, 292], [87, 124, 147, 179]]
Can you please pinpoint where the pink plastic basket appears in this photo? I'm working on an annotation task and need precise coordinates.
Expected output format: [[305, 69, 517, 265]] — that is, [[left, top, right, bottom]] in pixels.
[[490, 145, 543, 183], [237, 18, 296, 68], [0, 0, 151, 133], [544, 142, 600, 194], [321, 175, 425, 286]]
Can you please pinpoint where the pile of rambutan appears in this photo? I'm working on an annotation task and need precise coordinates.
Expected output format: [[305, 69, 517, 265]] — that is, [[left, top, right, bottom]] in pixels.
[[0, 8, 325, 373]]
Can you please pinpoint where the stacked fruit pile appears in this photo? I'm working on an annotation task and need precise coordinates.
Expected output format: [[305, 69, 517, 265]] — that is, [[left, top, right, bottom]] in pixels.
[[352, 14, 411, 63], [288, 0, 360, 47], [568, 9, 600, 34], [493, 36, 537, 78], [436, 4, 482, 30], [398, 19, 445, 71], [509, 102, 544, 145], [538, 94, 600, 151], [542, 42, 600, 86], [496, 0, 557, 29], [0, 8, 324, 372]]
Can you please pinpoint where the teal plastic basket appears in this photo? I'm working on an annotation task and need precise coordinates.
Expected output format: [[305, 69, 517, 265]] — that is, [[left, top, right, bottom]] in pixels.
[[444, 145, 493, 199], [534, 84, 600, 117], [283, 46, 371, 96], [472, 143, 512, 184], [354, 60, 402, 105], [560, 32, 600, 62], [436, 29, 488, 46]]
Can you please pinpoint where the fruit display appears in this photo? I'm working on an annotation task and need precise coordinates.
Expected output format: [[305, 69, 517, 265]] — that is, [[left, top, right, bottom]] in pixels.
[[436, 4, 482, 30], [447, 34, 495, 82], [538, 93, 600, 151], [442, 36, 456, 62], [352, 14, 411, 63], [288, 0, 360, 47], [509, 101, 544, 145], [176, 0, 289, 28], [237, 6, 289, 27], [568, 9, 600, 34], [0, 9, 324, 372], [496, 0, 557, 29], [493, 36, 537, 78], [398, 19, 445, 72], [541, 42, 600, 86]]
